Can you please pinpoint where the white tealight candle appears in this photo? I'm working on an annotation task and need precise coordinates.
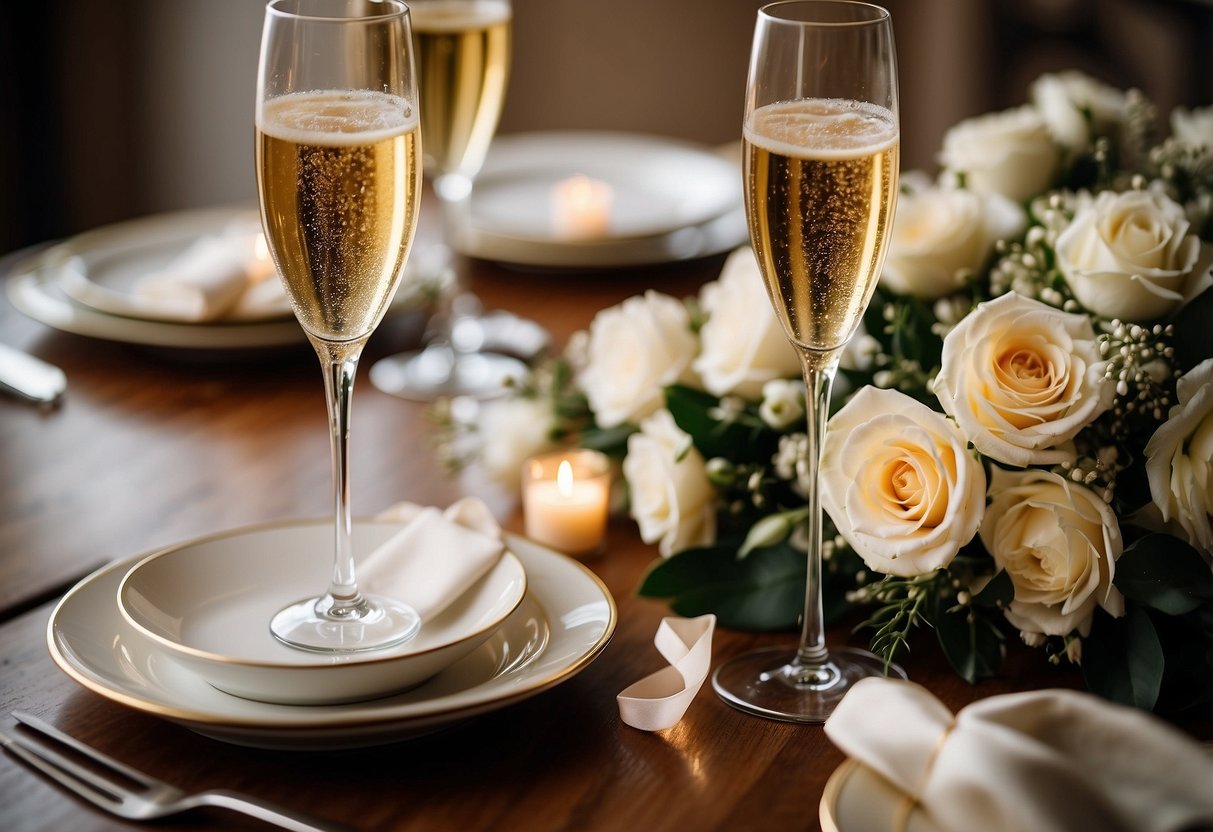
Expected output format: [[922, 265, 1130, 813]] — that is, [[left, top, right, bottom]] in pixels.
[[523, 450, 610, 557], [550, 175, 613, 238]]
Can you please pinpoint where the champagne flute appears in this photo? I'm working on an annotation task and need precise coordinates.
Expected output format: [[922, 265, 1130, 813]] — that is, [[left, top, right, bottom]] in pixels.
[[711, 0, 903, 721], [256, 0, 423, 652], [369, 0, 526, 401]]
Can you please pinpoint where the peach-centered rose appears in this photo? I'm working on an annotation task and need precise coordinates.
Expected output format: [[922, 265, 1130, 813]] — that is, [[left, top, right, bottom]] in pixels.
[[934, 293, 1113, 467], [821, 386, 986, 576], [1145, 358, 1213, 556], [980, 468, 1124, 637]]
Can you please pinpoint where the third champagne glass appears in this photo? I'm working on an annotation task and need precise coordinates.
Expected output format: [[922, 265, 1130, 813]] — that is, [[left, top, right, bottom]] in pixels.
[[711, 0, 903, 721], [256, 0, 423, 652], [369, 0, 526, 400]]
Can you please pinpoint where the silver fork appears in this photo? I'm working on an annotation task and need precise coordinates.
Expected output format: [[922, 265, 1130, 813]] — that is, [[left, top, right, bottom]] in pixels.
[[1, 712, 353, 832]]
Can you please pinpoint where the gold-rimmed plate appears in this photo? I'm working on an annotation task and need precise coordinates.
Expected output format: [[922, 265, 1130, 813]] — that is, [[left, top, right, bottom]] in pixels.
[[820, 759, 942, 832], [48, 522, 616, 750]]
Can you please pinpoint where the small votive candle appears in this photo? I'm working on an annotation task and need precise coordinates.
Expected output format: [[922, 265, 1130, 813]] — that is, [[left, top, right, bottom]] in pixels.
[[523, 449, 611, 557], [550, 175, 613, 238]]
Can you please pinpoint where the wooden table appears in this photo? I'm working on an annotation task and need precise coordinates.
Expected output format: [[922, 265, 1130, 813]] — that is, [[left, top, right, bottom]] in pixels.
[[0, 207, 1150, 832]]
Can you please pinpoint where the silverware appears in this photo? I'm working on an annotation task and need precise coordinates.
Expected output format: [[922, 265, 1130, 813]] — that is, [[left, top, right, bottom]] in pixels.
[[0, 343, 66, 404], [1, 712, 352, 832]]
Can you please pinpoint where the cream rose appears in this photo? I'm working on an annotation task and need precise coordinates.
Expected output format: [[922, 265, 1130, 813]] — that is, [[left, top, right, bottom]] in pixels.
[[1171, 105, 1213, 148], [934, 293, 1112, 467], [1145, 358, 1213, 555], [477, 396, 558, 490], [821, 386, 986, 576], [880, 178, 1026, 299], [579, 290, 698, 428], [1056, 188, 1213, 322], [1030, 71, 1127, 154], [980, 468, 1124, 637], [623, 410, 716, 557], [939, 106, 1060, 203], [694, 247, 801, 398], [759, 378, 805, 430]]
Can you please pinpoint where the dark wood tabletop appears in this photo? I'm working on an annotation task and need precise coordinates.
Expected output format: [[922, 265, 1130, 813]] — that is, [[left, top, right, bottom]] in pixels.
[[0, 203, 1170, 832]]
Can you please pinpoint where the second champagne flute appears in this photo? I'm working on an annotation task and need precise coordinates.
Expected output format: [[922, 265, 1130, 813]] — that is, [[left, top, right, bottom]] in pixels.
[[256, 0, 423, 652], [712, 0, 904, 721]]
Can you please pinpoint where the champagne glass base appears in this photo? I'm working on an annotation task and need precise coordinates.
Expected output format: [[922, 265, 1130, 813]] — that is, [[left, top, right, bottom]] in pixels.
[[712, 645, 905, 723], [270, 593, 421, 653], [369, 348, 526, 401]]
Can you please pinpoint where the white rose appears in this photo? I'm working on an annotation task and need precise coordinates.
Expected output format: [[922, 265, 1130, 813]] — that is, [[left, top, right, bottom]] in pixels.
[[758, 378, 805, 430], [477, 396, 558, 490], [579, 290, 698, 428], [939, 106, 1060, 203], [1030, 71, 1127, 154], [980, 468, 1124, 637], [821, 386, 986, 576], [934, 293, 1113, 467], [623, 410, 716, 557], [1145, 358, 1213, 555], [1056, 188, 1213, 322], [1171, 105, 1213, 148], [694, 247, 801, 398], [880, 178, 1026, 299]]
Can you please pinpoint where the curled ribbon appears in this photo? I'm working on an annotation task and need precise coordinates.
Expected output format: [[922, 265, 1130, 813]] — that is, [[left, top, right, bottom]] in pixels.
[[617, 614, 716, 731]]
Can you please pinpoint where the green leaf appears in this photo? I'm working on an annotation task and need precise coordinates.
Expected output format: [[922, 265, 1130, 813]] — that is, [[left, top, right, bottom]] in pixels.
[[579, 423, 636, 457], [1113, 534, 1213, 615], [971, 570, 1013, 608], [637, 542, 805, 631], [1082, 605, 1164, 710], [935, 608, 1004, 683], [1173, 286, 1213, 369], [664, 385, 777, 463]]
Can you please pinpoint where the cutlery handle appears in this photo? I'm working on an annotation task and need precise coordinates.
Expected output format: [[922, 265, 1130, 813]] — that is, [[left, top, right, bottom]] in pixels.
[[0, 343, 66, 404], [199, 791, 356, 832]]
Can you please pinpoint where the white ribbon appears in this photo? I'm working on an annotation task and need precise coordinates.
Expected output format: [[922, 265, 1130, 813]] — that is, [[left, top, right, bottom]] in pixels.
[[617, 614, 716, 731]]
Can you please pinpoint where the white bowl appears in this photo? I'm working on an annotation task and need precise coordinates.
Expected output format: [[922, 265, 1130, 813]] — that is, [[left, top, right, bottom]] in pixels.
[[117, 521, 526, 705]]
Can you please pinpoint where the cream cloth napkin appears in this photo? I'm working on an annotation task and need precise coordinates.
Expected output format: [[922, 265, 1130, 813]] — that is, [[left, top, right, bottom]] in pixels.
[[617, 614, 716, 731], [363, 498, 505, 620], [825, 677, 1213, 832], [135, 233, 281, 321]]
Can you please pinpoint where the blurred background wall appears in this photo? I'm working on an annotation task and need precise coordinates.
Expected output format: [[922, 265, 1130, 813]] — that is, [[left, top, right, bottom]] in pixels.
[[2, 0, 1210, 256]]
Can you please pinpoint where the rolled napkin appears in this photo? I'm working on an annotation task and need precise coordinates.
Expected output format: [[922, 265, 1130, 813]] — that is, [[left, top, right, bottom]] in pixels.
[[617, 614, 716, 731], [134, 232, 281, 322], [824, 677, 1213, 832], [364, 498, 506, 620]]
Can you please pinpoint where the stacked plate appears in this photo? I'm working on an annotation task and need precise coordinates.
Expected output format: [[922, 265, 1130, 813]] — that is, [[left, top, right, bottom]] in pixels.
[[447, 132, 747, 269], [48, 519, 616, 750], [5, 207, 433, 351]]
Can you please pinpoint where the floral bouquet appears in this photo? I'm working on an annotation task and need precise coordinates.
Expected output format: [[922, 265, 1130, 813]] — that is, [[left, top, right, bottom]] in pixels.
[[437, 72, 1213, 714]]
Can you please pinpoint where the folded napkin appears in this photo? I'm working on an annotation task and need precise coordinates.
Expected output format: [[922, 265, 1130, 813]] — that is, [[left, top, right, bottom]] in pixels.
[[617, 614, 716, 731], [134, 233, 282, 322], [364, 498, 505, 620], [825, 677, 1213, 832]]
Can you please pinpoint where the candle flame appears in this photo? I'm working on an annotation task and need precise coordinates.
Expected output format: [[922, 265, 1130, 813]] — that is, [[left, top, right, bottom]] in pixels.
[[557, 459, 574, 498], [254, 233, 270, 262]]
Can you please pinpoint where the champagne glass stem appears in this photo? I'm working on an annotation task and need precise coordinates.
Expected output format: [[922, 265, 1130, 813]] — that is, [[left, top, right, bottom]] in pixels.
[[795, 354, 837, 669], [317, 338, 365, 611]]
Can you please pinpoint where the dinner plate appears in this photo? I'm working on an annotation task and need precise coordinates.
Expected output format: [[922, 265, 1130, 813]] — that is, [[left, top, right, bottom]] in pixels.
[[6, 207, 434, 350], [448, 132, 747, 268], [48, 523, 616, 750], [117, 524, 528, 705], [820, 759, 942, 832]]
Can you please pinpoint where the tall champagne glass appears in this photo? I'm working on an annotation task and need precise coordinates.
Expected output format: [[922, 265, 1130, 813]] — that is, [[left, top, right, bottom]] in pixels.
[[711, 0, 903, 721], [256, 0, 423, 652], [369, 0, 526, 400]]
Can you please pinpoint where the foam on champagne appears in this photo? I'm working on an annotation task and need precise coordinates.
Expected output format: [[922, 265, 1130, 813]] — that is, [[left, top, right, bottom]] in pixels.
[[410, 0, 511, 32], [745, 98, 897, 160], [258, 90, 418, 146]]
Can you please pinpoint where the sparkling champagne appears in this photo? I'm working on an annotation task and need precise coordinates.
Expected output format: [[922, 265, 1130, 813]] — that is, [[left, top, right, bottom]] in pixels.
[[745, 98, 898, 355], [257, 90, 422, 342], [412, 0, 510, 179]]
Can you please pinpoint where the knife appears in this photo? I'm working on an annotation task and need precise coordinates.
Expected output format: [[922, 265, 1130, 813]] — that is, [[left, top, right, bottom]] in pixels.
[[0, 342, 66, 404]]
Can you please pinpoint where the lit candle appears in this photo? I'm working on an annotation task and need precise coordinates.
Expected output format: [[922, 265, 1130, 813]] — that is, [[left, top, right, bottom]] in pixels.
[[523, 450, 611, 557], [550, 175, 613, 238], [250, 232, 276, 282]]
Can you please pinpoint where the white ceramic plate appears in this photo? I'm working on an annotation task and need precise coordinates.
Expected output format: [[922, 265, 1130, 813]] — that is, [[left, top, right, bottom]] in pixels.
[[448, 132, 747, 268], [48, 523, 615, 750], [6, 207, 431, 350], [117, 525, 527, 705], [820, 759, 942, 832]]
